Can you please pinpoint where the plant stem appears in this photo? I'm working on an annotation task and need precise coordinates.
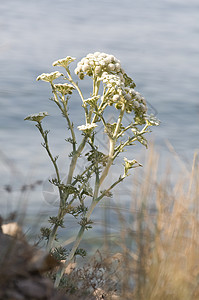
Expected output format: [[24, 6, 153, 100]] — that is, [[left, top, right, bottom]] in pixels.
[[114, 123, 149, 158], [54, 198, 98, 287], [61, 96, 76, 152], [99, 104, 125, 186], [65, 68, 85, 103], [54, 174, 125, 287], [117, 122, 134, 138], [37, 122, 61, 188], [54, 105, 126, 287], [66, 135, 87, 184], [71, 162, 96, 186], [51, 85, 77, 153], [36, 122, 65, 252], [46, 135, 88, 252], [47, 76, 90, 251], [99, 138, 115, 186], [65, 68, 89, 119]]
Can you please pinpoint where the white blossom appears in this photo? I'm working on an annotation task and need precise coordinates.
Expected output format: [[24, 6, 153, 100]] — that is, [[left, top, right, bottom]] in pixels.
[[77, 123, 98, 132], [124, 93, 131, 101], [74, 52, 122, 79], [82, 64, 90, 72], [115, 62, 121, 72], [36, 71, 63, 83], [84, 96, 100, 105], [95, 66, 101, 75], [140, 103, 147, 112], [112, 94, 120, 102], [54, 83, 74, 95], [107, 63, 115, 71], [52, 56, 76, 68], [133, 101, 139, 109]]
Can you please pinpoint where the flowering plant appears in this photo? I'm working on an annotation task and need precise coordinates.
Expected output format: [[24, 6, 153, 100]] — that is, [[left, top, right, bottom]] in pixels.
[[25, 52, 159, 286]]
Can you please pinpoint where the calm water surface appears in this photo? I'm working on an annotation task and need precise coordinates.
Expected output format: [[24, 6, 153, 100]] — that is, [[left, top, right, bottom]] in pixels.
[[0, 0, 199, 224]]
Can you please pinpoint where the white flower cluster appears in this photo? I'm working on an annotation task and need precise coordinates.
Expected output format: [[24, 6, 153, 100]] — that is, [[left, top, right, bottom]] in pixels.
[[100, 73, 124, 89], [84, 96, 100, 106], [114, 86, 147, 114], [52, 56, 76, 69], [54, 83, 75, 95], [36, 71, 63, 83], [101, 80, 147, 114], [77, 123, 98, 132], [100, 72, 146, 114], [24, 111, 49, 122], [74, 52, 122, 80], [74, 52, 147, 118], [35, 52, 148, 124]]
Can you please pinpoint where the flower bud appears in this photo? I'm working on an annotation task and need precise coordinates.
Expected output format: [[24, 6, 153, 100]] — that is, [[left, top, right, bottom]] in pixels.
[[99, 60, 106, 67], [86, 53, 93, 58], [124, 93, 131, 101], [104, 56, 112, 64], [82, 64, 90, 72], [83, 58, 89, 65], [129, 89, 136, 96], [115, 58, 121, 64], [109, 55, 115, 62], [140, 104, 147, 112], [133, 101, 139, 109], [115, 63, 121, 72], [78, 72, 85, 80], [112, 94, 120, 102], [136, 94, 142, 101], [95, 66, 101, 75], [94, 52, 101, 57], [89, 60, 95, 66], [74, 66, 82, 75], [107, 63, 115, 72], [87, 69, 93, 76], [141, 98, 146, 105], [102, 71, 108, 77], [99, 53, 107, 58]]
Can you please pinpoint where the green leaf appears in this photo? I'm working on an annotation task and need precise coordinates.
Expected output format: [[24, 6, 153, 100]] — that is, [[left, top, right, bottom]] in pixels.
[[123, 157, 143, 176]]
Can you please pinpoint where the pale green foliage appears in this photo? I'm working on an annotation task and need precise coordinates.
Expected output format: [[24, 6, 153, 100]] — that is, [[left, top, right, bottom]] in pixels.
[[25, 52, 159, 287]]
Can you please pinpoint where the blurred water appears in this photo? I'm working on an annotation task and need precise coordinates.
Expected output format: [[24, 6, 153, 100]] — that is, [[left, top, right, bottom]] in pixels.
[[0, 0, 199, 221]]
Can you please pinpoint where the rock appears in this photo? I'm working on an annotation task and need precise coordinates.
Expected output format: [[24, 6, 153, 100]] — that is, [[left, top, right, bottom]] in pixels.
[[2, 222, 23, 238], [0, 218, 70, 300]]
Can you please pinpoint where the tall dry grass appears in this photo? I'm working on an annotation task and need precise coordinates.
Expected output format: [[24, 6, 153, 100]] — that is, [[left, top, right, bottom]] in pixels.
[[109, 148, 199, 300]]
